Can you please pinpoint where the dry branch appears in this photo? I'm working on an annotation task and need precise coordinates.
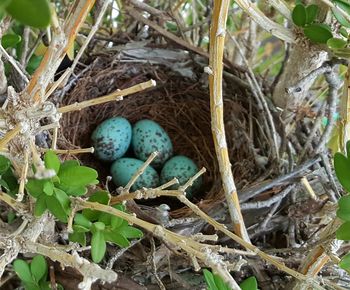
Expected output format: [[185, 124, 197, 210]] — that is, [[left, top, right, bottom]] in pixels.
[[208, 0, 250, 242]]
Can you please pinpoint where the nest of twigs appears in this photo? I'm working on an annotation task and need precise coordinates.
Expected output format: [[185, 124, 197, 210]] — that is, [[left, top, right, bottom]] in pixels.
[[58, 51, 265, 217]]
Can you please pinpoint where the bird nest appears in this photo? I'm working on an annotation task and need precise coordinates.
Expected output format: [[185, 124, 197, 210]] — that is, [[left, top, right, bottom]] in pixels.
[[58, 51, 265, 218]]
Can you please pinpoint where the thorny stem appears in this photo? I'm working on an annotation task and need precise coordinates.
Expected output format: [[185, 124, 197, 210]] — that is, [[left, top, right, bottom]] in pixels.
[[208, 0, 250, 242]]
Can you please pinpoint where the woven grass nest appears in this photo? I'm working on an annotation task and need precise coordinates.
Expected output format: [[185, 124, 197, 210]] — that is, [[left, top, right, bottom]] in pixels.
[[58, 51, 265, 218]]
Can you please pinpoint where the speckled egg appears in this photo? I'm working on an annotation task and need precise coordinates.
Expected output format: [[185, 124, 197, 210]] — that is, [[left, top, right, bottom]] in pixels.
[[111, 158, 160, 191], [132, 119, 173, 168], [91, 117, 132, 162], [160, 155, 202, 197]]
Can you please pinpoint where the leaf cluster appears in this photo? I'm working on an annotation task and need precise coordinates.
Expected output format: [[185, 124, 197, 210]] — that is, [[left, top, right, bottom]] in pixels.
[[292, 0, 350, 57], [203, 269, 258, 290], [26, 150, 98, 223], [70, 191, 143, 263], [13, 255, 63, 290]]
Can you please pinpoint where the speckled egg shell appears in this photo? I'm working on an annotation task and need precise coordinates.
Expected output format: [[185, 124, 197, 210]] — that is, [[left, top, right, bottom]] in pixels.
[[111, 158, 160, 191], [91, 117, 132, 162], [160, 155, 202, 197], [132, 119, 173, 168]]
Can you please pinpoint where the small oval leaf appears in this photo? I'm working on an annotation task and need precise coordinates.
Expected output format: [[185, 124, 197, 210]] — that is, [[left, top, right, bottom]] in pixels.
[[6, 0, 51, 28], [30, 255, 47, 282], [306, 4, 319, 24], [304, 24, 333, 43], [91, 231, 106, 263], [292, 4, 307, 27], [44, 150, 60, 174], [336, 222, 350, 240], [13, 259, 33, 283], [334, 152, 350, 192], [327, 37, 347, 49]]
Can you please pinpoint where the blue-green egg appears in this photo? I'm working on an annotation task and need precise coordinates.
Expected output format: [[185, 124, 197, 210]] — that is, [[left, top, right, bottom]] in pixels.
[[111, 158, 160, 191], [160, 155, 202, 197], [132, 119, 173, 168], [91, 117, 132, 162]]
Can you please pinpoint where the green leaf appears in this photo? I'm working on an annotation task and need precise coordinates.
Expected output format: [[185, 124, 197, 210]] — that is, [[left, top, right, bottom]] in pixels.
[[34, 195, 47, 217], [6, 0, 51, 28], [337, 195, 350, 221], [72, 224, 90, 233], [327, 37, 347, 49], [0, 155, 10, 175], [91, 231, 106, 263], [13, 259, 33, 283], [306, 4, 319, 24], [203, 269, 218, 290], [240, 276, 258, 290], [83, 191, 110, 221], [43, 181, 54, 196], [23, 282, 40, 290], [111, 215, 123, 229], [60, 160, 80, 171], [30, 255, 47, 283], [98, 212, 112, 225], [92, 221, 105, 233], [69, 231, 86, 246], [58, 165, 98, 188], [44, 150, 60, 174], [46, 188, 70, 222], [119, 225, 143, 239], [26, 179, 46, 198], [303, 23, 333, 43], [340, 252, 350, 270], [0, 0, 11, 10], [334, 152, 350, 192], [336, 222, 350, 240], [213, 273, 231, 290], [7, 210, 16, 223], [292, 4, 307, 27], [332, 7, 350, 28], [26, 55, 43, 75], [1, 34, 21, 49], [346, 140, 350, 158], [74, 213, 92, 229], [340, 27, 349, 38], [104, 230, 130, 247]]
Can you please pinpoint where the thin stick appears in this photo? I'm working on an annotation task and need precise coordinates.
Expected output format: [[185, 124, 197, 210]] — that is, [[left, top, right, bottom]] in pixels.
[[0, 124, 21, 150], [0, 190, 28, 213], [39, 147, 94, 154], [123, 152, 158, 194], [58, 79, 156, 113], [179, 167, 206, 192], [301, 177, 317, 200], [17, 149, 29, 202], [51, 127, 58, 150], [0, 44, 29, 83], [208, 0, 250, 242]]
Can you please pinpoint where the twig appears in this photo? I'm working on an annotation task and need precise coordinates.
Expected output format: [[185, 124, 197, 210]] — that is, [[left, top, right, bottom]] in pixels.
[[315, 64, 342, 153], [241, 185, 294, 210], [58, 79, 156, 113], [17, 149, 29, 202], [122, 151, 158, 194], [57, 0, 112, 95], [39, 147, 94, 154], [0, 124, 21, 150], [239, 157, 320, 202], [208, 0, 250, 242], [301, 177, 317, 200], [0, 44, 29, 84], [150, 237, 166, 290]]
